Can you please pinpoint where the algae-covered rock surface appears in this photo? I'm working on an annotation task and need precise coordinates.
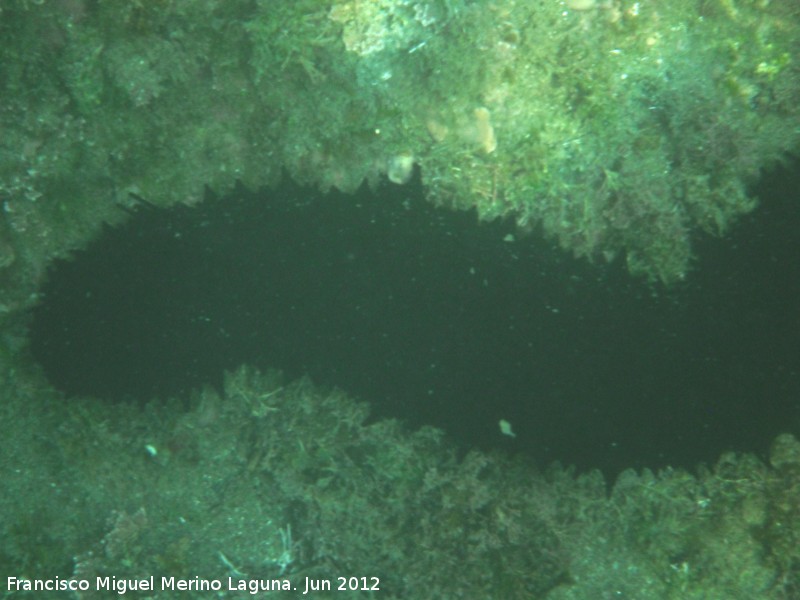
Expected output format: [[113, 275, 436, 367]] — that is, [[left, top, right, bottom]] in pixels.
[[1, 0, 798, 288], [2, 364, 800, 598]]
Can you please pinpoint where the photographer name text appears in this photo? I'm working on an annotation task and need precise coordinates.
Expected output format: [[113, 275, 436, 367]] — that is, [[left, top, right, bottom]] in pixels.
[[7, 575, 381, 595]]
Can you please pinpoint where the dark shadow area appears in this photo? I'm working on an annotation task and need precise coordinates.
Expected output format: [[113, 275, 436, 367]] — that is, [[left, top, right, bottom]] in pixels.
[[29, 162, 800, 477]]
